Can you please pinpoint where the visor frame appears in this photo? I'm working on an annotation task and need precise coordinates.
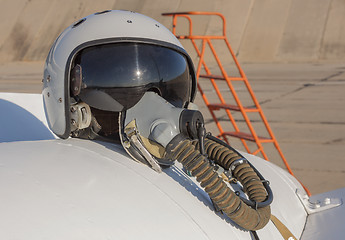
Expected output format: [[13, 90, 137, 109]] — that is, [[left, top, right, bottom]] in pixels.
[[72, 41, 193, 110], [65, 37, 197, 111]]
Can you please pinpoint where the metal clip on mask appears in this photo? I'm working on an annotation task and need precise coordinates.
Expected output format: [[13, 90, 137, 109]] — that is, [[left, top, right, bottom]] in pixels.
[[120, 92, 273, 231]]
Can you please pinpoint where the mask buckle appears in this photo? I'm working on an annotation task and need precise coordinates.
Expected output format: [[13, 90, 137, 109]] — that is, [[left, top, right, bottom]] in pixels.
[[124, 124, 162, 173]]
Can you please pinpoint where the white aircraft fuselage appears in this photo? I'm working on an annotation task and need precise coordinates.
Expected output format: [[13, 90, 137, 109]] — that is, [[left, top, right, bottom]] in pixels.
[[0, 92, 344, 239]]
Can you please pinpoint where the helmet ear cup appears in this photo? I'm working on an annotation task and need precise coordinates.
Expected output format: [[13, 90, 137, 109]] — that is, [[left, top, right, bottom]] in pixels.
[[70, 102, 92, 132]]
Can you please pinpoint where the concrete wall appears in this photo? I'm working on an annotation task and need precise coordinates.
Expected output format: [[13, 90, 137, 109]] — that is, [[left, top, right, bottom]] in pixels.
[[0, 0, 345, 63]]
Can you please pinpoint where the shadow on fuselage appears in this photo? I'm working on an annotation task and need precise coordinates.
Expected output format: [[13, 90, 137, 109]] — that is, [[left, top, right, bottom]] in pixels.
[[0, 99, 55, 142]]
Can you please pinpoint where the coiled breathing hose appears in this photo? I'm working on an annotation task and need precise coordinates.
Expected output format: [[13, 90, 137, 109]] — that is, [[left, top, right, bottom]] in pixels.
[[201, 135, 273, 208], [165, 135, 271, 231]]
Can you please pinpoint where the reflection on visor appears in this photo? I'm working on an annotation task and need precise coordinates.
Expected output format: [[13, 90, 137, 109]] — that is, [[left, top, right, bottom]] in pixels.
[[73, 43, 191, 110]]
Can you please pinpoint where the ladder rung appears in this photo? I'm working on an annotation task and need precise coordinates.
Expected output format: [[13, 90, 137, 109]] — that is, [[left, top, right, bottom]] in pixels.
[[223, 132, 273, 142], [208, 103, 259, 112], [199, 74, 244, 81]]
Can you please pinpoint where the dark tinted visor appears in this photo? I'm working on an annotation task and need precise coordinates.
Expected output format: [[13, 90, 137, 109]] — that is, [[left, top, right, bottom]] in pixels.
[[73, 43, 191, 111]]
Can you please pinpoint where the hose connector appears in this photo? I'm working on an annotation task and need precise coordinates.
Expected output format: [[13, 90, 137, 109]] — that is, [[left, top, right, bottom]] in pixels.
[[229, 158, 248, 176]]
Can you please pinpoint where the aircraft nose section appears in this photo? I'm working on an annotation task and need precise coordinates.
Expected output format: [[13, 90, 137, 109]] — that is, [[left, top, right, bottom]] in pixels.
[[0, 139, 242, 239]]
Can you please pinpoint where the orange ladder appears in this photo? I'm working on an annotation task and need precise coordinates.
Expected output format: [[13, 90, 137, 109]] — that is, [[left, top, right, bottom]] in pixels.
[[162, 11, 310, 195]]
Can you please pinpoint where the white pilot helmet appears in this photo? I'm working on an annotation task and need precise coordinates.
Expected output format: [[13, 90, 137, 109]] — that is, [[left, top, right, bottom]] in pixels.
[[43, 10, 196, 139]]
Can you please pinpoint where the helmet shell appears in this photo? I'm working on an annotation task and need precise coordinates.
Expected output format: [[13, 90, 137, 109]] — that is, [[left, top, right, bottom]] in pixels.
[[43, 10, 196, 138]]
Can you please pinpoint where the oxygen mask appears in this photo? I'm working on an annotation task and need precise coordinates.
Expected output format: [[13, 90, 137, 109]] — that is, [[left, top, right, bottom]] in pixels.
[[119, 91, 204, 172], [119, 91, 273, 231]]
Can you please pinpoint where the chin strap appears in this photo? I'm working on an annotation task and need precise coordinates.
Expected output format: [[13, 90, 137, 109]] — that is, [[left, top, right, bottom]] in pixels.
[[123, 120, 163, 173]]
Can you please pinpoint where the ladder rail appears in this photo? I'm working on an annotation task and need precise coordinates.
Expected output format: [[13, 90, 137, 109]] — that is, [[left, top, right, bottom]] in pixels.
[[224, 35, 295, 175], [206, 38, 266, 156], [163, 11, 227, 37], [192, 38, 251, 151], [194, 39, 228, 142]]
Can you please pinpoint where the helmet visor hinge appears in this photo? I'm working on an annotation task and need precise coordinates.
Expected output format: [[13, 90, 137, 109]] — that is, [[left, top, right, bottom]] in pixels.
[[70, 64, 82, 96]]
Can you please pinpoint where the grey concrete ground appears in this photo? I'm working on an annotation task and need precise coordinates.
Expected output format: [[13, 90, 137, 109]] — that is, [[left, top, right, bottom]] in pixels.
[[0, 61, 344, 195]]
